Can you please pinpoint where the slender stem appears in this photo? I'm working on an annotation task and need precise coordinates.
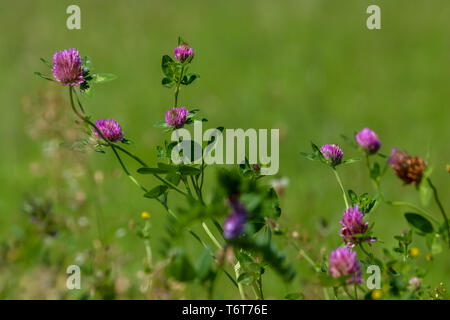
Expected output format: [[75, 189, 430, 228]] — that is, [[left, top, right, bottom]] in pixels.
[[111, 145, 148, 192], [144, 239, 153, 269], [70, 88, 189, 197], [289, 240, 320, 272], [200, 162, 205, 193], [174, 65, 185, 107], [427, 178, 450, 246], [202, 222, 222, 250], [342, 286, 355, 300], [359, 242, 373, 262], [386, 200, 439, 224], [323, 288, 330, 300], [258, 276, 264, 300], [333, 287, 339, 300], [333, 168, 349, 209], [234, 261, 246, 300]]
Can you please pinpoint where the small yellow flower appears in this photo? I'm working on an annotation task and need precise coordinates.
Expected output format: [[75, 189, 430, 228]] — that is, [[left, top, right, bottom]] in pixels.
[[141, 211, 151, 220], [446, 164, 450, 173], [426, 253, 433, 261], [410, 247, 420, 258], [371, 289, 383, 300]]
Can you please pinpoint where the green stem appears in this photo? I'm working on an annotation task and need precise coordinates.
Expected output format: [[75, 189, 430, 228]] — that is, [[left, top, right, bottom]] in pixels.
[[289, 240, 320, 272], [333, 168, 349, 209], [202, 222, 222, 250], [234, 261, 246, 300], [386, 200, 439, 224], [258, 276, 264, 300], [427, 178, 450, 246], [342, 285, 356, 300], [174, 65, 185, 107], [359, 242, 373, 262], [70, 87, 188, 197], [110, 145, 147, 191], [323, 288, 330, 300], [144, 238, 153, 269]]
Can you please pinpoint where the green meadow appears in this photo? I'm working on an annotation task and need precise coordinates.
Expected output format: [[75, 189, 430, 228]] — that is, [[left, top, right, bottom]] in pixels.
[[0, 0, 449, 299]]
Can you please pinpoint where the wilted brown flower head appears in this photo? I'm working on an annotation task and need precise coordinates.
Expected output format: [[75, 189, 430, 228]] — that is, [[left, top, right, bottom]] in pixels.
[[388, 148, 426, 185]]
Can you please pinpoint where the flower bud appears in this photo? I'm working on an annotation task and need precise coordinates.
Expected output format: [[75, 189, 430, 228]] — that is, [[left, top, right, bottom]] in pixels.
[[355, 128, 381, 155], [174, 42, 194, 63], [320, 144, 343, 166]]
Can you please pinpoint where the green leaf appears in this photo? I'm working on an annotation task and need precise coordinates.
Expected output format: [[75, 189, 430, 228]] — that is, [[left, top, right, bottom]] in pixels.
[[154, 120, 168, 128], [178, 36, 184, 46], [404, 213, 434, 234], [40, 58, 52, 68], [137, 167, 168, 174], [81, 84, 94, 98], [82, 56, 93, 72], [236, 252, 253, 265], [342, 158, 360, 165], [34, 72, 54, 82], [92, 73, 118, 84], [299, 152, 315, 161], [181, 73, 200, 85], [144, 185, 168, 198], [162, 77, 174, 88], [196, 249, 214, 281], [158, 162, 178, 172], [348, 190, 358, 206], [183, 54, 194, 65], [237, 272, 254, 285], [310, 142, 326, 164], [165, 172, 181, 186], [178, 165, 201, 176], [161, 55, 175, 78], [284, 293, 302, 300], [370, 162, 381, 181]]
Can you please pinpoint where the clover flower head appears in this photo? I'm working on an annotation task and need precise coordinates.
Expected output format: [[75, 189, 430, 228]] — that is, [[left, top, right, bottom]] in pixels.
[[52, 48, 85, 86], [339, 206, 372, 248], [223, 202, 247, 239], [165, 107, 189, 128], [174, 42, 194, 63], [329, 247, 362, 284], [409, 277, 421, 290], [94, 119, 124, 143], [355, 128, 381, 155], [388, 148, 426, 185], [321, 144, 343, 166]]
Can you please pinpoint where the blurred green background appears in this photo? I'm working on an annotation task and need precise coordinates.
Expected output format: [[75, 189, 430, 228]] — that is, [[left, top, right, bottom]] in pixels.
[[0, 0, 449, 299]]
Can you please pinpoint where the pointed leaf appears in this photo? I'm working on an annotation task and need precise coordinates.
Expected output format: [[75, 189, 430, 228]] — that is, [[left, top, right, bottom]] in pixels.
[[405, 213, 434, 234]]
